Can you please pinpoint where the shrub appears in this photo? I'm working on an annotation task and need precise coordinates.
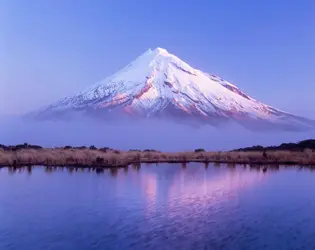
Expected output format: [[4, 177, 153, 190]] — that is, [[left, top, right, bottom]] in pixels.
[[99, 147, 111, 152], [263, 151, 267, 158], [29, 145, 42, 149], [195, 148, 205, 153], [143, 149, 157, 152], [129, 149, 141, 152], [96, 157, 104, 165]]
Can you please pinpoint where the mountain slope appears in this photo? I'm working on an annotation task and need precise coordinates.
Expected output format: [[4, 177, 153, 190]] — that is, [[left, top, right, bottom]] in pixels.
[[34, 47, 315, 131]]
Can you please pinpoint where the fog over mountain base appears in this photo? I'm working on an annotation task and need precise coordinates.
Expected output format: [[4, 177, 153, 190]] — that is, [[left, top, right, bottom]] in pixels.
[[1, 116, 314, 151]]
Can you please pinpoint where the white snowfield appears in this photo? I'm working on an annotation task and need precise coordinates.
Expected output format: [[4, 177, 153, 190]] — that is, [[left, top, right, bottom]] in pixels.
[[40, 47, 315, 131]]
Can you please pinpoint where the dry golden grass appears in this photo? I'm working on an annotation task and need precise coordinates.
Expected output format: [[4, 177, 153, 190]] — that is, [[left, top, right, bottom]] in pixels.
[[0, 147, 315, 168]]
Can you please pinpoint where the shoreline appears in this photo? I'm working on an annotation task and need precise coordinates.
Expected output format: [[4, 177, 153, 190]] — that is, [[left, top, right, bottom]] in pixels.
[[1, 145, 315, 169], [1, 161, 315, 170]]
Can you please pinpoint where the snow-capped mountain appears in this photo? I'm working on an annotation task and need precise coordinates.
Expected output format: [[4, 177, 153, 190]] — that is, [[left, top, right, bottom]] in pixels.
[[34, 47, 315, 131]]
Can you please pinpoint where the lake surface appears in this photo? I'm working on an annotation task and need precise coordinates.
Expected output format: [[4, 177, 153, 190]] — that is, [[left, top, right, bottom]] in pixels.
[[1, 164, 315, 250]]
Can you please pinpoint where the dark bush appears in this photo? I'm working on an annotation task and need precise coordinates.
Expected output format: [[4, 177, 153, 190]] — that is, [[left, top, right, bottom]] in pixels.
[[233, 139, 315, 152], [96, 157, 104, 165], [263, 151, 267, 158], [143, 149, 157, 152], [0, 144, 9, 150], [195, 148, 205, 153], [29, 145, 42, 149], [99, 147, 111, 152]]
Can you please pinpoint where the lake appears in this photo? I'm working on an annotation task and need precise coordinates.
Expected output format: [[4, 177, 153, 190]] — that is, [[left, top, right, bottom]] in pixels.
[[1, 164, 315, 250]]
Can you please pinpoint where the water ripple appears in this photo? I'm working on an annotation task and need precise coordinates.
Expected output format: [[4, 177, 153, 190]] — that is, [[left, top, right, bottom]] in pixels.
[[0, 164, 315, 250]]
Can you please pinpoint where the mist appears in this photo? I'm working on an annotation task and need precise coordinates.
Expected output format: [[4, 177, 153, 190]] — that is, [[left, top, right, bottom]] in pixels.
[[1, 116, 314, 152]]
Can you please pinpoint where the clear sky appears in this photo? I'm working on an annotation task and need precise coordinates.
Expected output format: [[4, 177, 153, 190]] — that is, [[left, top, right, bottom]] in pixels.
[[1, 0, 315, 118]]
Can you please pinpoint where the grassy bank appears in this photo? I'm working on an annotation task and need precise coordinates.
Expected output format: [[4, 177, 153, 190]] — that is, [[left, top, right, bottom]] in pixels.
[[0, 144, 315, 168]]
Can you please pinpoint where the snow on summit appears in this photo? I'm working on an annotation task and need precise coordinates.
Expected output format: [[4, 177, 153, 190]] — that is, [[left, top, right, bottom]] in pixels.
[[36, 47, 315, 131]]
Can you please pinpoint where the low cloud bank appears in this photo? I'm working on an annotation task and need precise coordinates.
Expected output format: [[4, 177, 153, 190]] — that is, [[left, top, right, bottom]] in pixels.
[[0, 117, 314, 151]]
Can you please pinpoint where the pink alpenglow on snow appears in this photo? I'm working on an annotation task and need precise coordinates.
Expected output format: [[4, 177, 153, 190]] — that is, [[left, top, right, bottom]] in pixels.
[[33, 47, 315, 131]]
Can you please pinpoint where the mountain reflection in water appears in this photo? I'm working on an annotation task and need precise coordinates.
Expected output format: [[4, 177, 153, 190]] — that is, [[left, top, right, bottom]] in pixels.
[[0, 164, 315, 250]]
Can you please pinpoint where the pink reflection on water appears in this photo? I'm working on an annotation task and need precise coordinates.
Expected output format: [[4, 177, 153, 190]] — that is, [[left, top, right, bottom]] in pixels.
[[141, 172, 158, 215], [168, 167, 266, 208], [140, 165, 268, 219]]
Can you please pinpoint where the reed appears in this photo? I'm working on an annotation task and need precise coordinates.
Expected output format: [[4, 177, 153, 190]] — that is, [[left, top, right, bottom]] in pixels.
[[0, 146, 315, 168]]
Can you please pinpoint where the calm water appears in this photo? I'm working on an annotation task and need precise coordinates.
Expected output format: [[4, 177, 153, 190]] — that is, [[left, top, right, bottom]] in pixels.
[[1, 164, 315, 250]]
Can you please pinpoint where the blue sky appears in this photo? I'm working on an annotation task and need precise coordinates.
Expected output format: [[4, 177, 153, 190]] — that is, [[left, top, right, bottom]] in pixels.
[[1, 0, 315, 117]]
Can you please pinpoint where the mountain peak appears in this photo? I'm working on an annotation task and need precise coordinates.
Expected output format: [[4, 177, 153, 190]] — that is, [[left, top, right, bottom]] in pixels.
[[35, 48, 315, 131], [142, 47, 170, 59], [147, 47, 168, 54], [153, 47, 168, 53]]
